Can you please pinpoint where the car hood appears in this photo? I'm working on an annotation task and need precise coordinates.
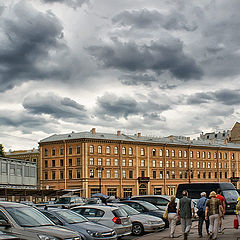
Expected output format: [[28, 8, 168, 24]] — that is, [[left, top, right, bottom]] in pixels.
[[25, 225, 79, 238], [69, 221, 114, 232], [130, 214, 164, 222]]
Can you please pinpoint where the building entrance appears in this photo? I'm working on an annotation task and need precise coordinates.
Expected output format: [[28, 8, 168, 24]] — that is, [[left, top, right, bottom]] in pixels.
[[139, 184, 147, 195]]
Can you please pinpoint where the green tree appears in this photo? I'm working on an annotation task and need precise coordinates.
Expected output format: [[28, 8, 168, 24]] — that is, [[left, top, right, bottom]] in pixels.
[[0, 144, 5, 157]]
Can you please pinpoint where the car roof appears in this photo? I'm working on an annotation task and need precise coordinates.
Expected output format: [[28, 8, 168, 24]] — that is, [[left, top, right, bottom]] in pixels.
[[72, 205, 119, 210], [0, 201, 29, 208]]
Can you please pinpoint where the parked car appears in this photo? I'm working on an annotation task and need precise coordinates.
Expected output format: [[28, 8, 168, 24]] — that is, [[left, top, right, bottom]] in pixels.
[[0, 231, 20, 240], [120, 200, 169, 228], [39, 208, 117, 240], [0, 201, 81, 240], [71, 205, 132, 238], [108, 203, 165, 235], [54, 195, 85, 208]]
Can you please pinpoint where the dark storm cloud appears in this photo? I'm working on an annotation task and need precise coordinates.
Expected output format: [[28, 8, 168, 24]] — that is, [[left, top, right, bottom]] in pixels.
[[87, 38, 203, 80], [42, 0, 89, 9], [186, 89, 240, 106], [112, 9, 197, 31], [0, 1, 69, 92], [119, 73, 158, 86], [23, 93, 88, 122], [95, 93, 170, 120]]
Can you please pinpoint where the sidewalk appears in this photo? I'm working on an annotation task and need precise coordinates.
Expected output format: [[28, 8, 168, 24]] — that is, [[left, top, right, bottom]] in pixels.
[[136, 215, 240, 240]]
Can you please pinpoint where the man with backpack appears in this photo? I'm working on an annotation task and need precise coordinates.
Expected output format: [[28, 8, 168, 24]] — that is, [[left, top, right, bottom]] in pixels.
[[197, 192, 209, 237]]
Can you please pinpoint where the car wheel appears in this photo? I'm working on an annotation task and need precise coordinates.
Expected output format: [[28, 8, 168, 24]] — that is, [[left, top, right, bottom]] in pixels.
[[132, 222, 144, 235]]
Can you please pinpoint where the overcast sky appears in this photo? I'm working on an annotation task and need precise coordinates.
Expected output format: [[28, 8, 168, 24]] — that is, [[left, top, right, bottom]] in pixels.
[[1, 0, 240, 151]]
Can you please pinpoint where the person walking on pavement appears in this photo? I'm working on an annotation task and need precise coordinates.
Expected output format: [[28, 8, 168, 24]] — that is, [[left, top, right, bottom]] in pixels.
[[205, 191, 223, 240], [197, 192, 209, 237], [216, 188, 226, 232], [167, 196, 178, 238], [177, 190, 195, 240]]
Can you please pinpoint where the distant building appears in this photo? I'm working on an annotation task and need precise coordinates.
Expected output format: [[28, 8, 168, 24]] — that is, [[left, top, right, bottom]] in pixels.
[[199, 130, 231, 141], [6, 148, 40, 186]]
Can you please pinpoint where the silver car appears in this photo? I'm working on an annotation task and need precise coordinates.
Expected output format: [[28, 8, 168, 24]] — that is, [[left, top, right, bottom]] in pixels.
[[71, 205, 132, 238], [109, 203, 165, 235]]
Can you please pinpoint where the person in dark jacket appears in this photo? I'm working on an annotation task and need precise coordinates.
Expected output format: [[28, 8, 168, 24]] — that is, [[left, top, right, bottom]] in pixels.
[[177, 190, 195, 240], [167, 196, 178, 238]]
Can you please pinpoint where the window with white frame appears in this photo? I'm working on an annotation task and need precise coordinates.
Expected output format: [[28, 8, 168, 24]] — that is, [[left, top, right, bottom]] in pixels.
[[179, 161, 182, 168], [98, 146, 102, 154], [97, 158, 102, 166], [106, 159, 111, 166], [219, 162, 222, 168], [140, 148, 145, 156], [171, 150, 175, 157], [141, 160, 145, 167], [224, 162, 227, 168], [160, 171, 163, 179], [166, 150, 169, 157], [89, 145, 94, 154], [224, 153, 227, 159], [106, 146, 111, 154], [106, 170, 111, 178], [115, 170, 119, 178], [152, 160, 156, 167], [179, 171, 183, 179], [152, 149, 156, 156], [197, 162, 200, 168], [214, 162, 217, 168], [90, 169, 94, 178], [179, 150, 182, 157], [159, 149, 163, 157], [114, 159, 119, 166], [190, 162, 193, 168], [166, 161, 169, 167], [184, 151, 187, 158], [202, 151, 206, 158], [98, 169, 102, 178], [172, 161, 175, 167], [166, 171, 170, 179], [159, 161, 163, 167], [122, 170, 126, 178], [172, 171, 175, 179], [219, 152, 222, 159], [232, 153, 235, 160], [89, 158, 94, 165], [122, 147, 126, 155], [184, 162, 187, 168], [129, 147, 133, 155], [214, 152, 217, 159], [232, 163, 235, 169], [207, 162, 211, 168], [203, 162, 206, 168], [208, 152, 211, 159], [129, 159, 133, 166], [114, 147, 118, 154], [122, 159, 126, 166], [197, 151, 200, 158], [190, 151, 193, 158]]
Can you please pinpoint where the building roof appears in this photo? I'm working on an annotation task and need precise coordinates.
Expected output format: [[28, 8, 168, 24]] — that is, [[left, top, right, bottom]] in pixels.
[[6, 148, 39, 155], [39, 129, 240, 150], [0, 157, 37, 166]]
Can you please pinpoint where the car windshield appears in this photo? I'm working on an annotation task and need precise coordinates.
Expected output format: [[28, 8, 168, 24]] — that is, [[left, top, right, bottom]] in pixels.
[[55, 197, 71, 204], [118, 205, 140, 215], [223, 190, 239, 201], [55, 210, 88, 224], [6, 207, 54, 227], [139, 201, 158, 211]]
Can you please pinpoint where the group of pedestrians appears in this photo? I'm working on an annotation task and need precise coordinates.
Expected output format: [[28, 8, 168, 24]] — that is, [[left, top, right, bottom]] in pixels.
[[165, 189, 226, 240]]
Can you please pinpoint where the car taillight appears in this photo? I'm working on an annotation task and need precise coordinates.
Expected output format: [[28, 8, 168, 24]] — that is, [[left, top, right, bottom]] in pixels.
[[112, 217, 122, 224]]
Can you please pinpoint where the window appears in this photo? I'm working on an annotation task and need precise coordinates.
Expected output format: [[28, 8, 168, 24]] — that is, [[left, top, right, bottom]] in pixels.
[[197, 162, 200, 168], [171, 161, 175, 167], [129, 159, 133, 166], [171, 150, 175, 157], [152, 160, 156, 167], [219, 162, 222, 168], [218, 152, 222, 159], [98, 146, 102, 154], [17, 165, 22, 176], [184, 162, 187, 168], [179, 150, 182, 157], [77, 169, 81, 178], [129, 147, 133, 155], [10, 164, 15, 175], [184, 172, 187, 179], [203, 172, 206, 178], [160, 171, 163, 179], [52, 171, 56, 180], [98, 169, 102, 178], [179, 161, 182, 168], [220, 172, 222, 178], [69, 170, 72, 179], [114, 159, 119, 166], [190, 151, 193, 158], [190, 162, 193, 168], [45, 172, 48, 180], [166, 161, 169, 167], [159, 161, 163, 167], [166, 171, 170, 179], [89, 158, 94, 165], [207, 162, 211, 168], [129, 170, 133, 179], [106, 170, 111, 178], [69, 159, 72, 166], [214, 162, 217, 168], [114, 170, 119, 178], [141, 160, 145, 167], [60, 147, 64, 155], [232, 163, 235, 169], [77, 158, 80, 166], [122, 159, 126, 166], [172, 171, 175, 179], [106, 159, 111, 166], [159, 149, 163, 157], [197, 151, 200, 158], [208, 152, 211, 159], [90, 169, 94, 178], [52, 148, 56, 156], [166, 150, 169, 157], [225, 172, 227, 178], [152, 149, 156, 156], [122, 147, 126, 155], [122, 170, 126, 178], [140, 148, 145, 156], [179, 171, 183, 179], [224, 163, 227, 168], [208, 172, 211, 179], [184, 151, 187, 158], [198, 171, 200, 178], [214, 152, 217, 159], [89, 145, 94, 154], [98, 158, 102, 166], [224, 153, 227, 159], [215, 172, 217, 179], [153, 170, 156, 179], [202, 162, 206, 168], [114, 147, 118, 154], [44, 148, 48, 157], [60, 159, 64, 167], [106, 146, 111, 154], [232, 153, 235, 160], [60, 171, 64, 179], [45, 160, 48, 168], [52, 160, 55, 167], [77, 146, 81, 154], [69, 146, 72, 155]]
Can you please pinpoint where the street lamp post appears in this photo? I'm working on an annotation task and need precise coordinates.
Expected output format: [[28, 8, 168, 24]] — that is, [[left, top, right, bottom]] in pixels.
[[186, 169, 193, 184], [96, 167, 104, 193]]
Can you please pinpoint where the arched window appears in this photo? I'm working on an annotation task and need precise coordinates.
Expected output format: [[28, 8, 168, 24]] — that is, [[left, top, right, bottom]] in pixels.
[[68, 146, 72, 154], [179, 150, 182, 157], [60, 147, 64, 155], [166, 161, 169, 167], [129, 147, 133, 155], [166, 150, 169, 157], [197, 151, 200, 158], [159, 149, 163, 157], [171, 150, 175, 157], [202, 151, 206, 158], [208, 152, 211, 159], [114, 147, 118, 154], [140, 148, 145, 156], [122, 147, 126, 155], [52, 148, 56, 156], [44, 148, 48, 157], [89, 145, 94, 154], [152, 149, 156, 156], [98, 146, 102, 154], [106, 146, 111, 154]]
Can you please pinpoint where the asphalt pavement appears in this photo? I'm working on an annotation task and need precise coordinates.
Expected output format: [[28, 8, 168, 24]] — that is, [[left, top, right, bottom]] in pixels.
[[123, 214, 240, 240]]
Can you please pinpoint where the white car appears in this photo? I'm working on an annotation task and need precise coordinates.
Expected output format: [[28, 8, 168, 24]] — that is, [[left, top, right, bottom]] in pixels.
[[71, 205, 132, 238]]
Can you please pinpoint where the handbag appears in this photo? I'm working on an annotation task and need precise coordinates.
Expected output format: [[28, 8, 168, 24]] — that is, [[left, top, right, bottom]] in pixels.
[[234, 216, 239, 229], [163, 204, 169, 219]]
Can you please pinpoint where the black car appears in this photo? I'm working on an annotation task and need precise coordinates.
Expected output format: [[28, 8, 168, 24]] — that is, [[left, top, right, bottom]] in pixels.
[[120, 200, 169, 228]]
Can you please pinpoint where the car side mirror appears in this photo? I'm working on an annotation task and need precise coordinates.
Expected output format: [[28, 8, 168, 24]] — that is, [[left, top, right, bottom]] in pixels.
[[0, 220, 11, 228]]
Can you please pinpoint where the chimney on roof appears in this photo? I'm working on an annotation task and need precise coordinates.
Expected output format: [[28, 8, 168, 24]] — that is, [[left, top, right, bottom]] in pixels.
[[117, 130, 121, 136], [186, 137, 190, 142], [91, 128, 96, 135], [224, 138, 228, 144], [169, 135, 174, 141], [137, 133, 141, 138]]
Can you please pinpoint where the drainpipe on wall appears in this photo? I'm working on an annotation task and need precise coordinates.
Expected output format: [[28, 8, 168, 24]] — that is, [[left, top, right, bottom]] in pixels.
[[64, 140, 67, 189]]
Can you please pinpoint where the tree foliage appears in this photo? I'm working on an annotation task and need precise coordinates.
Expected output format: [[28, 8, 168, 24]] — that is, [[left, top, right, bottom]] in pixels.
[[0, 144, 5, 157]]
